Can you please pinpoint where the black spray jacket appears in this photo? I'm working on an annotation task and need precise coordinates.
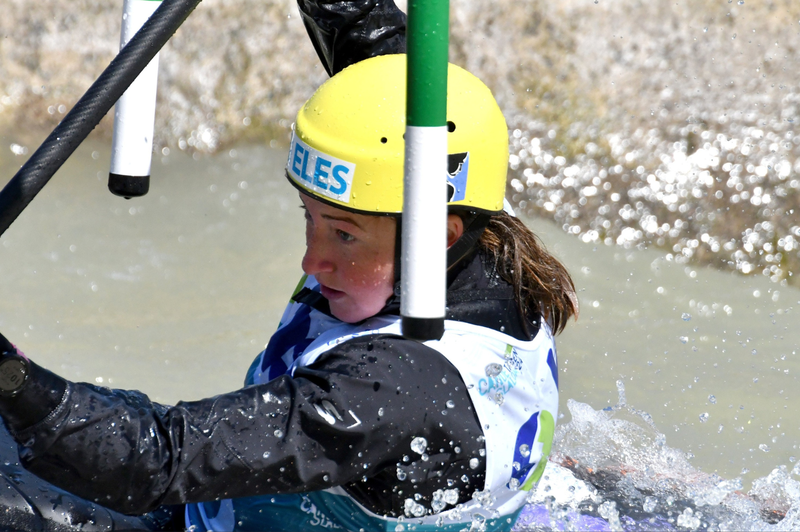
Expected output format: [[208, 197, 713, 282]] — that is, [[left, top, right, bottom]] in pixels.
[[0, 251, 540, 518]]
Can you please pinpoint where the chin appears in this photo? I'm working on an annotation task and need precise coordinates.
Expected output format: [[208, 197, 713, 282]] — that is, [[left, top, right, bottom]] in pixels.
[[330, 303, 377, 324], [331, 309, 367, 324]]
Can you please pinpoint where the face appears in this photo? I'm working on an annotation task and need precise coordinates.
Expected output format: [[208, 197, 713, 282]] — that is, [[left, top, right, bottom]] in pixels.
[[300, 193, 396, 323]]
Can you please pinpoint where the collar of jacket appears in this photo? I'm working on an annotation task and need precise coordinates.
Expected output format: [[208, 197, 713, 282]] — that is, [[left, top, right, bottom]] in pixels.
[[292, 251, 540, 342]]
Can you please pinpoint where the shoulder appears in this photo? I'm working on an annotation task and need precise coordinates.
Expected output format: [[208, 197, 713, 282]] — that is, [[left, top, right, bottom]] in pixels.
[[301, 333, 460, 382]]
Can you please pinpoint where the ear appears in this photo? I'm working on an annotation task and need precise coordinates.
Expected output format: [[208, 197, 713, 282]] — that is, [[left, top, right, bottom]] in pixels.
[[446, 214, 465, 248]]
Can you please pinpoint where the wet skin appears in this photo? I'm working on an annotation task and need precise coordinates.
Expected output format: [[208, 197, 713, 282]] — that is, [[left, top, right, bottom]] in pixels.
[[300, 193, 397, 323], [299, 193, 465, 323]]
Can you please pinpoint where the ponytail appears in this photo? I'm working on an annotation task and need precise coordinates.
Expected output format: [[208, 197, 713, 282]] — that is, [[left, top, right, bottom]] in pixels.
[[478, 213, 578, 335]]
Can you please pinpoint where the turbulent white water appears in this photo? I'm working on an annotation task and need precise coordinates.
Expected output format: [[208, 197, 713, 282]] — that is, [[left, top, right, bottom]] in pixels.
[[521, 396, 800, 531]]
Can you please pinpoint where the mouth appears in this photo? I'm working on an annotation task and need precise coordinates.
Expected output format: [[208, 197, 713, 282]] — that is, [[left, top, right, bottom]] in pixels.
[[319, 284, 345, 300]]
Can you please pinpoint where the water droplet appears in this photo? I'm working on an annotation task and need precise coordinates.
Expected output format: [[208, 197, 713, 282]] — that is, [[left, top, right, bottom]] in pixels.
[[494, 391, 505, 406], [485, 363, 503, 377], [446, 400, 455, 409], [598, 501, 619, 521], [682, 313, 692, 321], [470, 458, 480, 469], [679, 336, 689, 344], [759, 443, 771, 453], [396, 467, 407, 481], [403, 498, 426, 518], [699, 412, 709, 423], [410, 436, 428, 455], [378, 407, 384, 416], [262, 451, 270, 459], [708, 395, 716, 404], [471, 513, 487, 527], [616, 379, 627, 406], [519, 444, 530, 457], [273, 429, 284, 438]]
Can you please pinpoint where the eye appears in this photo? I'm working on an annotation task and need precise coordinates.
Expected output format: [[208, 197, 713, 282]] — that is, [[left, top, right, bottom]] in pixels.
[[337, 230, 355, 242]]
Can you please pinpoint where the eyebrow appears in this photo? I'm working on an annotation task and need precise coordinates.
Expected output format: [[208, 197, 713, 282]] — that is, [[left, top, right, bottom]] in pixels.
[[299, 197, 365, 230], [320, 212, 364, 230]]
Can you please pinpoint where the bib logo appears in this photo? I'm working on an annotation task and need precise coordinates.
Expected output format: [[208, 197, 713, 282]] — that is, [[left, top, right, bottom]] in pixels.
[[477, 350, 523, 398], [447, 152, 470, 202], [287, 133, 355, 204], [300, 495, 343, 529]]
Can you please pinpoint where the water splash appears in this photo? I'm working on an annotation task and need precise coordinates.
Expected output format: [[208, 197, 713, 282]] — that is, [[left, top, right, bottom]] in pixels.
[[515, 399, 800, 530]]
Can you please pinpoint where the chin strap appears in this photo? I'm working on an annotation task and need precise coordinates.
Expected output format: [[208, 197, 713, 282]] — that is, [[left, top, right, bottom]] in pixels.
[[393, 211, 491, 297], [393, 220, 403, 296], [446, 213, 491, 273]]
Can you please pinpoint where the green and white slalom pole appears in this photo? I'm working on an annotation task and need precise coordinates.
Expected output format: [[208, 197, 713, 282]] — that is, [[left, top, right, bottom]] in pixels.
[[108, 0, 163, 198], [401, 0, 449, 341]]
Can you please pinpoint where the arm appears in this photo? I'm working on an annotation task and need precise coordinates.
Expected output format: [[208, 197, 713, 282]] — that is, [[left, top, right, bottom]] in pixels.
[[297, 0, 406, 76], [0, 334, 483, 516]]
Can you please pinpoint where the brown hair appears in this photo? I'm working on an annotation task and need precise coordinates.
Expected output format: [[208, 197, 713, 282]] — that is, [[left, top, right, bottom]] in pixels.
[[478, 212, 578, 334]]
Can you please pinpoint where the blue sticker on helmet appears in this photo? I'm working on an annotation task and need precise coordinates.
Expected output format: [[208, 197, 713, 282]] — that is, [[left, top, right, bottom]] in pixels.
[[287, 132, 355, 203], [447, 152, 469, 202]]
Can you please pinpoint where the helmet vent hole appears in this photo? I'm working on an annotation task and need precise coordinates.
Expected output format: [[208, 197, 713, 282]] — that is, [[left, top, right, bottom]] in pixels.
[[447, 121, 456, 132], [380, 137, 388, 144]]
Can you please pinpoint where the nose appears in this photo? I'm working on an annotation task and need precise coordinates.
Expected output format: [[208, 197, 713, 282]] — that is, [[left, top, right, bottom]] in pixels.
[[301, 229, 335, 276]]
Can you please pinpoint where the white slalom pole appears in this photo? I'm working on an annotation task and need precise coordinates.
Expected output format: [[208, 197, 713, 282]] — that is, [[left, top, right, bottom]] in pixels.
[[401, 127, 448, 340], [108, 0, 162, 198]]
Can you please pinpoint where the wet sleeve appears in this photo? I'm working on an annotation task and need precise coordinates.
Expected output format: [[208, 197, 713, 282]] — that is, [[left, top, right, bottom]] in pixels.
[[297, 0, 406, 76], [5, 335, 481, 516]]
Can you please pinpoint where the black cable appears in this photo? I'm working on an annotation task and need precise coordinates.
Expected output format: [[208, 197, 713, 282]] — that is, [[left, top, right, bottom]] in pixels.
[[0, 0, 203, 237]]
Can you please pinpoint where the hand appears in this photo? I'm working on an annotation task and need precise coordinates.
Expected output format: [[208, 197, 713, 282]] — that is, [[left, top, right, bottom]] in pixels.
[[0, 332, 30, 398], [0, 332, 26, 360]]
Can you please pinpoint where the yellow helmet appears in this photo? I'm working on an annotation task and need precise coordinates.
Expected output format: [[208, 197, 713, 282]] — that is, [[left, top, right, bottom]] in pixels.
[[285, 54, 508, 215]]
